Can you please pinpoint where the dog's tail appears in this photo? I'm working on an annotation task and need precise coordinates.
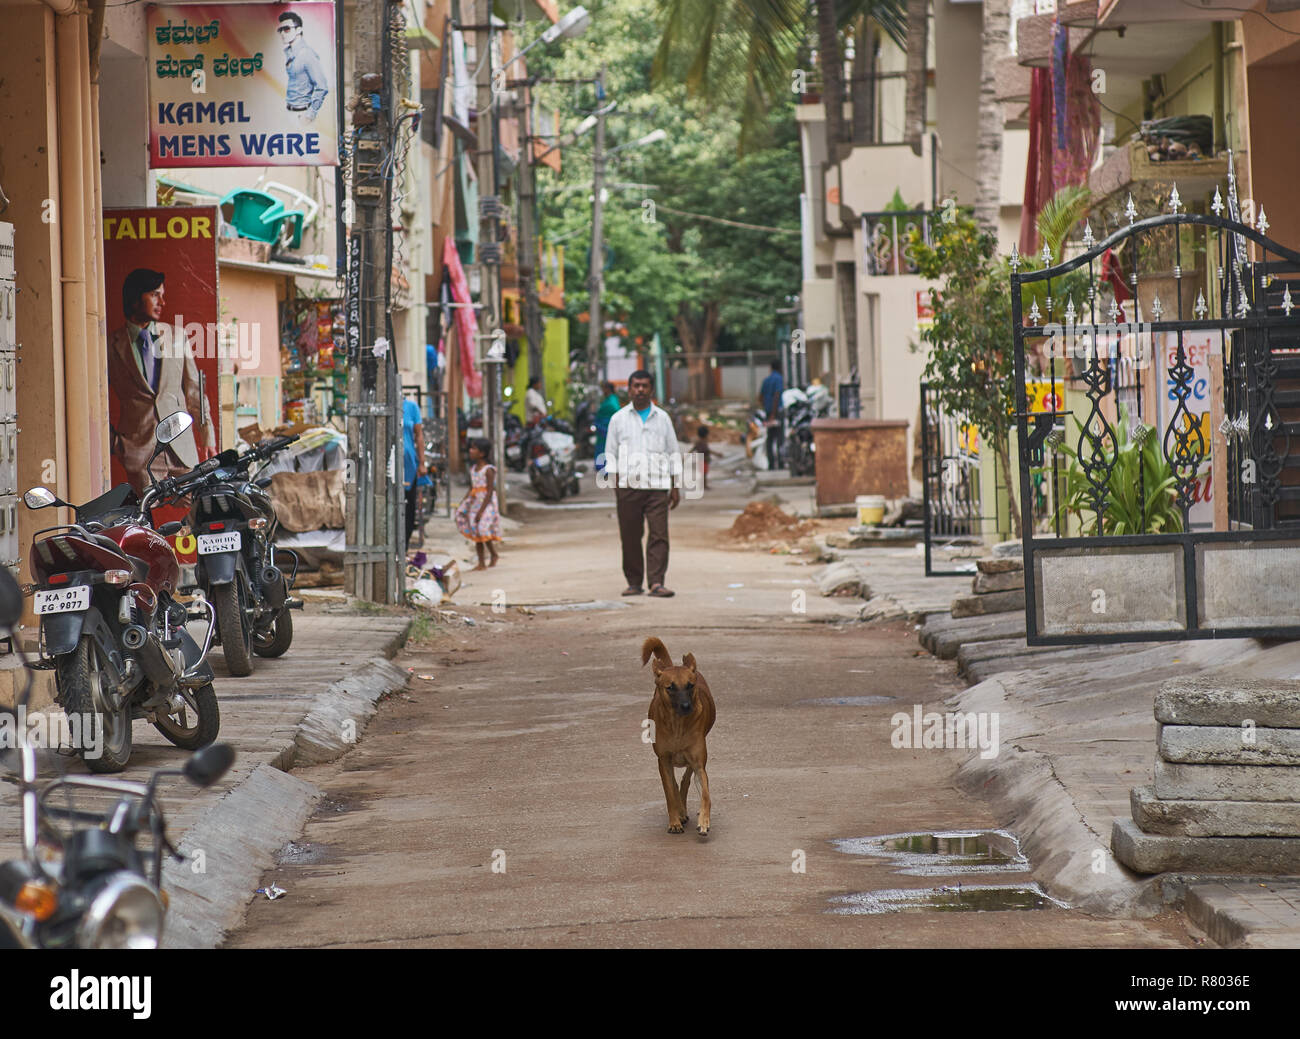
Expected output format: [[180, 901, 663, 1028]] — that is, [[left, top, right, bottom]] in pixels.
[[641, 636, 672, 669]]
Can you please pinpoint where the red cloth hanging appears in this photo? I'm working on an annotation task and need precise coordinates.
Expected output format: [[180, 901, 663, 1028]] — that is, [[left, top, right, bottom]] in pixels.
[[442, 236, 482, 399]]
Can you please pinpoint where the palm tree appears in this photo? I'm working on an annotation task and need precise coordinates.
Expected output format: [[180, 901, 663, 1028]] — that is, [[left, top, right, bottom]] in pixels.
[[902, 0, 927, 155], [974, 0, 1010, 232], [653, 0, 907, 154]]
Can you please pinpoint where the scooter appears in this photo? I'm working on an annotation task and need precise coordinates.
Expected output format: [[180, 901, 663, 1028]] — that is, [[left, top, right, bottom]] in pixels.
[[526, 418, 579, 501], [0, 565, 235, 948], [186, 435, 301, 676], [22, 412, 220, 772]]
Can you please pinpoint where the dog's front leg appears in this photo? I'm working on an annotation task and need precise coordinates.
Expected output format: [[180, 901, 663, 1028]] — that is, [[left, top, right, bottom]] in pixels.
[[696, 766, 711, 836], [657, 755, 685, 833]]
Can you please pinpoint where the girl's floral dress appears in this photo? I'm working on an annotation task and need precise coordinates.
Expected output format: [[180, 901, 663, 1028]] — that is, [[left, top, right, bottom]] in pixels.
[[455, 463, 502, 543]]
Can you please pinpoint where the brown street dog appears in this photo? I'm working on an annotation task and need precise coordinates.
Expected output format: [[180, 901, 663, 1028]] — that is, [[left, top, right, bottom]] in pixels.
[[642, 636, 716, 836]]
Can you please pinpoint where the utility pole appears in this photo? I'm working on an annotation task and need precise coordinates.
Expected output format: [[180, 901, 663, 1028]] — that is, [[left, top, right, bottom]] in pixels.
[[345, 0, 401, 603], [517, 83, 546, 395], [473, 0, 507, 512], [584, 66, 607, 385]]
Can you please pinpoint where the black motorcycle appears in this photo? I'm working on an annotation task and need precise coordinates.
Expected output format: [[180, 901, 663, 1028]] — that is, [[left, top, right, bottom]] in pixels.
[[0, 566, 236, 949], [187, 435, 301, 677]]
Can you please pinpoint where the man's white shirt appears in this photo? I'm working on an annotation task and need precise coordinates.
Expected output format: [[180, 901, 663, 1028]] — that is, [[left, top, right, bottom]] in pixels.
[[603, 403, 682, 490]]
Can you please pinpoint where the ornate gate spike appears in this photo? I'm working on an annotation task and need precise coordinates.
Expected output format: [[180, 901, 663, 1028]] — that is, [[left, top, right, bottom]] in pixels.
[[1150, 295, 1163, 321], [1194, 290, 1208, 319], [1064, 298, 1077, 325], [1028, 300, 1041, 324], [1284, 284, 1295, 316], [1211, 187, 1225, 216], [1082, 222, 1095, 248], [1168, 185, 1181, 213], [1125, 194, 1138, 224], [1258, 206, 1270, 236], [1041, 242, 1053, 265], [1108, 297, 1121, 322], [1010, 243, 1020, 272], [1237, 290, 1250, 318]]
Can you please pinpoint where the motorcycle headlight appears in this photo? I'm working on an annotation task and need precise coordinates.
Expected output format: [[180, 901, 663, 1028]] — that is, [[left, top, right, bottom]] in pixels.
[[76, 874, 164, 950]]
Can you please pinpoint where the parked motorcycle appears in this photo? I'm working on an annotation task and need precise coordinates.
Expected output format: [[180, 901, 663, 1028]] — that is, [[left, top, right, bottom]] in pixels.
[[186, 434, 301, 677], [572, 398, 599, 460], [0, 572, 236, 949], [502, 412, 527, 472], [526, 418, 579, 501], [22, 412, 219, 772], [785, 384, 832, 477]]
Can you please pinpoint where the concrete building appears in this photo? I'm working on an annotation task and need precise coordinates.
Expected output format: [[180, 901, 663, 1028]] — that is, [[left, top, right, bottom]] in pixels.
[[797, 0, 1028, 496]]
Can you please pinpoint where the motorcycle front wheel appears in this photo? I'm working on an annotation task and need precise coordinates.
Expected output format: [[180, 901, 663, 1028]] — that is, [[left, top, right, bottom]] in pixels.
[[57, 635, 132, 773], [212, 578, 254, 677], [253, 605, 293, 658], [153, 682, 219, 750]]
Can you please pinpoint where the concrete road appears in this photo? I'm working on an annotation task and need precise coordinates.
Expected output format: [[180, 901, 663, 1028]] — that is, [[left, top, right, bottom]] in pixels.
[[228, 461, 1197, 948]]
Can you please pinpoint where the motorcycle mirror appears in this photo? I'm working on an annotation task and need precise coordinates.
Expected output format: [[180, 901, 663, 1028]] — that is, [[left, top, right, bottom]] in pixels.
[[22, 486, 64, 510], [157, 521, 184, 537], [155, 411, 194, 446], [0, 566, 23, 630], [183, 743, 235, 788]]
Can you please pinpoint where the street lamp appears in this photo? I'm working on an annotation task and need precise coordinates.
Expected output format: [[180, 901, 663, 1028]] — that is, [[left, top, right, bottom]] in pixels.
[[533, 101, 616, 164], [500, 4, 591, 75]]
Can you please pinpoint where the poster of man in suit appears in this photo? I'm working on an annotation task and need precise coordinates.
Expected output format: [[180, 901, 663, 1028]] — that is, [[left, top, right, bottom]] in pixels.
[[103, 206, 220, 501]]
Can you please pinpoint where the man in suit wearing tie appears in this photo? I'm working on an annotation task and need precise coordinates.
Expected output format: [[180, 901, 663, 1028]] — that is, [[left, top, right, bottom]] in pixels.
[[107, 268, 215, 494]]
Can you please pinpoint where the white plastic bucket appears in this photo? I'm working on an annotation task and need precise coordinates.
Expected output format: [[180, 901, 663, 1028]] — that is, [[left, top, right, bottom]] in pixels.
[[856, 494, 886, 526]]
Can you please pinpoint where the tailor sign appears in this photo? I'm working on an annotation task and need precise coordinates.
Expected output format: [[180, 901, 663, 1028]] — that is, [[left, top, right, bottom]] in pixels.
[[147, 2, 339, 167]]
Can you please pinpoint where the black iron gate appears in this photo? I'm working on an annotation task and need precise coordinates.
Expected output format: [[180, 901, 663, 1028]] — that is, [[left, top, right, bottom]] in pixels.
[[921, 381, 986, 576], [1011, 178, 1300, 645]]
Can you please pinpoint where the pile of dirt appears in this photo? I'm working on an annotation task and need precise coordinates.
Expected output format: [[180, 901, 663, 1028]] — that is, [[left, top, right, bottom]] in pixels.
[[727, 501, 816, 541]]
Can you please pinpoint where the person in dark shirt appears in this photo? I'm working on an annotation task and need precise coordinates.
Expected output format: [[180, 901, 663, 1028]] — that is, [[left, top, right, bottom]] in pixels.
[[692, 424, 712, 491], [759, 361, 784, 471]]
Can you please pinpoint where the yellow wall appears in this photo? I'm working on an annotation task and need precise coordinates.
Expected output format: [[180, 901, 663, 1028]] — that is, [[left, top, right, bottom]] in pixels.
[[507, 317, 570, 420]]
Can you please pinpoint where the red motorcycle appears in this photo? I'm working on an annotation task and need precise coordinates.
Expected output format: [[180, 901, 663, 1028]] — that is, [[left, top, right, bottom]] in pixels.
[[23, 412, 219, 772]]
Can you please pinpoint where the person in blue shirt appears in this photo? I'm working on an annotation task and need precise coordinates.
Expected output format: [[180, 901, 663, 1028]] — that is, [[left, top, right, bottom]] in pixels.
[[403, 396, 428, 550], [278, 12, 329, 124], [759, 361, 784, 471]]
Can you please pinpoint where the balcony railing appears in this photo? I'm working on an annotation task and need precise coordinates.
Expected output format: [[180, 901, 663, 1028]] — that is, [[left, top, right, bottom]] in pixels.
[[861, 210, 936, 277]]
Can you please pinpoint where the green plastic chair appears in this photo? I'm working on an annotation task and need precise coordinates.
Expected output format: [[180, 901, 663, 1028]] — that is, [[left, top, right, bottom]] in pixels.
[[221, 189, 286, 244]]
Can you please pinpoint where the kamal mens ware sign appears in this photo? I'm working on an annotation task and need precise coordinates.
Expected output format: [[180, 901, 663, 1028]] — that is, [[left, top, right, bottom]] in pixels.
[[147, 1, 339, 166]]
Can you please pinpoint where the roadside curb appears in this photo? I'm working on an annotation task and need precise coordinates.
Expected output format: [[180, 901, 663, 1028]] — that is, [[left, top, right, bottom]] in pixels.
[[162, 763, 322, 949], [952, 682, 1162, 916], [165, 618, 412, 948]]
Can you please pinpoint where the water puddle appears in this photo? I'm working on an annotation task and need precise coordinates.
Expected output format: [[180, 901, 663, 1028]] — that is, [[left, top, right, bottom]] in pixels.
[[827, 829, 1067, 914], [832, 829, 1029, 876], [527, 600, 630, 612], [829, 883, 1068, 915], [796, 696, 897, 706], [276, 841, 331, 866]]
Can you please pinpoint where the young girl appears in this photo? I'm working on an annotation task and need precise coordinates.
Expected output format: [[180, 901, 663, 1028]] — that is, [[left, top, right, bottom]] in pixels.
[[455, 438, 502, 569]]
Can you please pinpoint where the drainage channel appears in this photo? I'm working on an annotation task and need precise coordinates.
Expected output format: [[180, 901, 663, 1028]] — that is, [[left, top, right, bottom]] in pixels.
[[828, 829, 1069, 914]]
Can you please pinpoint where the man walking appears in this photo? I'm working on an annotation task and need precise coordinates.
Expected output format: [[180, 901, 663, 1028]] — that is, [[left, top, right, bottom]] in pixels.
[[759, 360, 785, 472], [603, 369, 681, 598]]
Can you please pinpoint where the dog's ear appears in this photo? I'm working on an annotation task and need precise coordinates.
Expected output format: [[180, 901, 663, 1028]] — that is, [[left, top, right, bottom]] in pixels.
[[682, 652, 697, 674]]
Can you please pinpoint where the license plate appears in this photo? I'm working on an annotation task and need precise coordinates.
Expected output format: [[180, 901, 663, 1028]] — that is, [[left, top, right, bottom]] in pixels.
[[34, 586, 90, 614], [197, 531, 241, 555]]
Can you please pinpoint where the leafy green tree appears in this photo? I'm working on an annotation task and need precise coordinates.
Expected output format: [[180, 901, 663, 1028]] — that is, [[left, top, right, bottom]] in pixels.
[[529, 0, 801, 395], [910, 213, 1022, 537]]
